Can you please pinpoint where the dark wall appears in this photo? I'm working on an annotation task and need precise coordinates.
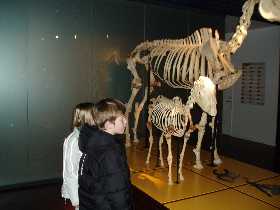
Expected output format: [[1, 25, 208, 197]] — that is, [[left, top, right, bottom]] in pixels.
[[0, 0, 224, 187]]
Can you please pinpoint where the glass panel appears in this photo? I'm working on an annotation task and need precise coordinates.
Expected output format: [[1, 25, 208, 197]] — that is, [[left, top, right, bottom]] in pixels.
[[0, 0, 29, 186], [187, 9, 225, 38], [146, 4, 188, 40], [0, 0, 226, 187], [92, 0, 144, 101], [26, 0, 92, 181]]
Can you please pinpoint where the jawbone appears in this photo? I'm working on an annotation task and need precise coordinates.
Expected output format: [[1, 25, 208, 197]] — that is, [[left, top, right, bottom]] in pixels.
[[217, 70, 242, 90]]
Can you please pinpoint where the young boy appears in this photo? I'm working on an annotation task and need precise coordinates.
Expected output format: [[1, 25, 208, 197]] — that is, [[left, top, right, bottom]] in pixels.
[[78, 98, 134, 210]]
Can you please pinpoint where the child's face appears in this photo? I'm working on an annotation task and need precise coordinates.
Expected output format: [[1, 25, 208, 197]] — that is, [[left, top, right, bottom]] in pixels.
[[112, 115, 127, 134]]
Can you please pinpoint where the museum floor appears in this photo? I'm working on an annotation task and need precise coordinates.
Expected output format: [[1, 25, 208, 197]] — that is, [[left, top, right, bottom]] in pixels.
[[127, 139, 280, 210], [0, 138, 279, 210]]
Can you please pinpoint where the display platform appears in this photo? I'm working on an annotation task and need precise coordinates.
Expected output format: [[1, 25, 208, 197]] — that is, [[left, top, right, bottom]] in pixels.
[[236, 176, 280, 208], [164, 189, 279, 210], [127, 142, 280, 210]]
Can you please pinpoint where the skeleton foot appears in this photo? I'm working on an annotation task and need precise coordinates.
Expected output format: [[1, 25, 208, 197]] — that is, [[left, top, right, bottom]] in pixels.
[[168, 180, 174, 185], [133, 138, 140, 144], [125, 140, 131, 147], [193, 161, 204, 170], [214, 150, 222, 165], [193, 149, 203, 169], [214, 158, 222, 165], [179, 174, 184, 181]]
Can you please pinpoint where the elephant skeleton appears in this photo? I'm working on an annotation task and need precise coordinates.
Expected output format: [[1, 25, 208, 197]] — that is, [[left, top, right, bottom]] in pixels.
[[125, 0, 280, 146], [146, 76, 220, 185], [125, 27, 235, 146]]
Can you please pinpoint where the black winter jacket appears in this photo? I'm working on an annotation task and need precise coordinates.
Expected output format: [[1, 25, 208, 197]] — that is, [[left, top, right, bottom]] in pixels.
[[78, 125, 134, 210]]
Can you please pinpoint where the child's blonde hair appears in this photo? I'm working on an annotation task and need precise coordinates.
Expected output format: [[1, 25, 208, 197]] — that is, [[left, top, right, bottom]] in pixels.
[[72, 102, 95, 129], [93, 98, 126, 129]]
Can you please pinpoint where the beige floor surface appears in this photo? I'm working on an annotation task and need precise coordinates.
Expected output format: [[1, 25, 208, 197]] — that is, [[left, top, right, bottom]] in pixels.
[[164, 189, 279, 210], [127, 143, 280, 210], [131, 167, 228, 204], [235, 176, 280, 209]]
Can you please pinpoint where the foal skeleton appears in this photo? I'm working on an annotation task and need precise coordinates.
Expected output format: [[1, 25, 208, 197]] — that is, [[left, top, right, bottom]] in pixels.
[[146, 76, 218, 185]]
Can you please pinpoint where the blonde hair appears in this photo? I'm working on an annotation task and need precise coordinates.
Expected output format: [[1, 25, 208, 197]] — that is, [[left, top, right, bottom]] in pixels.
[[93, 98, 126, 129], [72, 102, 95, 129]]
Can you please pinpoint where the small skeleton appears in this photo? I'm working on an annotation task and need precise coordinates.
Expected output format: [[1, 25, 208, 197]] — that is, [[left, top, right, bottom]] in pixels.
[[125, 0, 280, 146], [146, 76, 220, 185]]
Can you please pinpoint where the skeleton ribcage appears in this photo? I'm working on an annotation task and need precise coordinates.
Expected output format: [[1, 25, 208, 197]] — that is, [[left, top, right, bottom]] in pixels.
[[151, 96, 188, 137], [133, 28, 216, 89]]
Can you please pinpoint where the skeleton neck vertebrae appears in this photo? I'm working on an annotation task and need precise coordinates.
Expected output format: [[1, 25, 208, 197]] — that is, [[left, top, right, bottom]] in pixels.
[[226, 0, 258, 54], [225, 0, 280, 54]]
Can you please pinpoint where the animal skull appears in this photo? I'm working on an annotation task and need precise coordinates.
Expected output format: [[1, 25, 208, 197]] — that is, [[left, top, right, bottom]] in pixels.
[[193, 76, 217, 116], [259, 0, 280, 22]]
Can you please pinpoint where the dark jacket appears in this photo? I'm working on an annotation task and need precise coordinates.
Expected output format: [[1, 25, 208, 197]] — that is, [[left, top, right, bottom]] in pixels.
[[78, 125, 134, 210]]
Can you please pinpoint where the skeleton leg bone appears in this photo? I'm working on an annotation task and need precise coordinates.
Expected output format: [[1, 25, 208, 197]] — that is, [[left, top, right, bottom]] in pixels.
[[179, 131, 191, 181], [159, 133, 165, 167], [132, 87, 148, 143], [125, 78, 142, 147], [209, 116, 222, 165], [125, 58, 142, 146], [146, 103, 154, 164], [166, 134, 173, 185], [193, 112, 207, 170]]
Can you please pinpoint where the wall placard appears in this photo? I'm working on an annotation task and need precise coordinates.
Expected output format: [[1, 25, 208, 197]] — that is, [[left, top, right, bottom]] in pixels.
[[241, 62, 265, 105]]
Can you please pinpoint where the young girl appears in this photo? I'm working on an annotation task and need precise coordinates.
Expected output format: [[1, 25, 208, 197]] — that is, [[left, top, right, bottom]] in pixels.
[[62, 102, 95, 210]]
